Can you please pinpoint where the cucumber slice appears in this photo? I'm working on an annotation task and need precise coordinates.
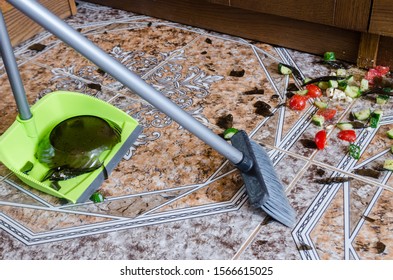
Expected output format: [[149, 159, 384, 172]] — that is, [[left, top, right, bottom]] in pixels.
[[314, 100, 328, 109], [338, 80, 348, 90], [328, 80, 338, 88], [336, 122, 354, 130], [346, 75, 355, 85], [353, 108, 371, 121], [345, 86, 361, 98], [318, 81, 329, 90], [370, 109, 383, 128], [296, 89, 309, 96], [360, 78, 369, 92], [383, 159, 393, 171], [387, 128, 393, 139], [223, 128, 239, 140], [336, 69, 347, 76], [324, 52, 336, 61], [278, 63, 292, 75], [376, 95, 389, 105], [312, 115, 325, 127]]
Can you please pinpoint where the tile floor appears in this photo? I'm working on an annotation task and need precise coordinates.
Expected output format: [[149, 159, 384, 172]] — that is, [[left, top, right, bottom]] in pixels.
[[0, 1, 392, 260]]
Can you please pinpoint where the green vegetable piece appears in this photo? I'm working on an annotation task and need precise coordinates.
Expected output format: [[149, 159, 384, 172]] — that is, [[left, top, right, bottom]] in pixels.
[[314, 100, 328, 109], [318, 81, 329, 90], [346, 75, 355, 85], [376, 95, 389, 105], [324, 52, 336, 61], [295, 89, 308, 96], [223, 127, 239, 140], [328, 80, 338, 88], [278, 63, 292, 75], [312, 115, 325, 127], [353, 108, 371, 121], [336, 122, 353, 130], [387, 128, 393, 139], [370, 109, 383, 128], [383, 159, 393, 171], [349, 144, 361, 160], [345, 86, 361, 98], [360, 79, 369, 92], [90, 192, 105, 203]]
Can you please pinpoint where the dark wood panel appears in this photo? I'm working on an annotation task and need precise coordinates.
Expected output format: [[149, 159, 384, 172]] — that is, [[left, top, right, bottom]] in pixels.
[[334, 0, 372, 31], [229, 0, 335, 26], [84, 0, 360, 63], [369, 0, 393, 36], [376, 35, 393, 68]]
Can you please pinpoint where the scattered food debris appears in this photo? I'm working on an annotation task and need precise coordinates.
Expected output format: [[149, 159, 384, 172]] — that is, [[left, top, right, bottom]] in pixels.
[[216, 114, 233, 129], [229, 69, 245, 77], [28, 43, 46, 52], [243, 87, 265, 95]]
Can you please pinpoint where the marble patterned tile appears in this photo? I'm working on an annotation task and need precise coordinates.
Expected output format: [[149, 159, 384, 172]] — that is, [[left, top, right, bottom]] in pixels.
[[238, 152, 308, 260], [0, 205, 113, 233], [0, 180, 45, 206], [352, 188, 393, 259], [288, 164, 392, 260], [0, 202, 264, 259]]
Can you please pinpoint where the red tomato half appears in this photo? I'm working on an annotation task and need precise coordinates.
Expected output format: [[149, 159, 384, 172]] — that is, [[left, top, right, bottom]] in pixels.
[[365, 66, 390, 83], [316, 108, 337, 120], [337, 130, 356, 142], [315, 130, 327, 150], [305, 84, 322, 98], [289, 94, 308, 111], [375, 66, 390, 75]]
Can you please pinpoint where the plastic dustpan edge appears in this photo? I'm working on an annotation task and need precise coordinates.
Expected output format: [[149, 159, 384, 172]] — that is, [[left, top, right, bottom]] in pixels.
[[0, 91, 142, 203]]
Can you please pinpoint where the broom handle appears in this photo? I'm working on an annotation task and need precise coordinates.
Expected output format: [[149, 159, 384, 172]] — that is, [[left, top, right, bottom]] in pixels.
[[8, 0, 253, 171], [0, 10, 32, 120]]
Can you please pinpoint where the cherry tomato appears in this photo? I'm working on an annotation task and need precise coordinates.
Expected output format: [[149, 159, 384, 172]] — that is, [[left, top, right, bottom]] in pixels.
[[289, 94, 308, 111], [316, 108, 337, 120], [315, 130, 327, 150], [337, 130, 356, 142], [305, 84, 322, 98]]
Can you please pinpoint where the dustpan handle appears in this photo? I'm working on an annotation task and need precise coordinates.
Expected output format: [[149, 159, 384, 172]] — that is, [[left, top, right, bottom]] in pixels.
[[8, 0, 252, 171], [0, 10, 32, 120]]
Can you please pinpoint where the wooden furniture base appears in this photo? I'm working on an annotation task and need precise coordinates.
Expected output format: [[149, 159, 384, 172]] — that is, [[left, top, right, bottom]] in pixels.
[[1, 0, 77, 46], [84, 0, 393, 69]]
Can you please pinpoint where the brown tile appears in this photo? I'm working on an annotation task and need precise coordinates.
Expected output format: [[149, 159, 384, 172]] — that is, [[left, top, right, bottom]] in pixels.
[[309, 186, 345, 260], [0, 180, 45, 206], [353, 189, 393, 259], [0, 205, 113, 233], [65, 189, 189, 218]]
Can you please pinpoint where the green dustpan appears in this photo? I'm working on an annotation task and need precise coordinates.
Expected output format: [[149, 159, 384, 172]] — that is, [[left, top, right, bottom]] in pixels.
[[0, 12, 141, 203], [0, 91, 142, 203]]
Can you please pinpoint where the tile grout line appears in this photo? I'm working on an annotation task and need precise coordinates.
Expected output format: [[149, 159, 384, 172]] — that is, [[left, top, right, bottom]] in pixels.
[[231, 217, 268, 260]]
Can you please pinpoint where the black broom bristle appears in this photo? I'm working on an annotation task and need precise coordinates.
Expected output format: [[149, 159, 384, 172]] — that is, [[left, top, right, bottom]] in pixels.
[[250, 141, 296, 227]]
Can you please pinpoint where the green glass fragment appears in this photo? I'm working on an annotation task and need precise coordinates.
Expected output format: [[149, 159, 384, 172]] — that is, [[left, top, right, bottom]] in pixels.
[[36, 115, 121, 181]]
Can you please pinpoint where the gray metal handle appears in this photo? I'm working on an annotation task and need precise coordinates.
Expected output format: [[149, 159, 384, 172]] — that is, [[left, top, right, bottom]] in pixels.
[[7, 0, 248, 167], [0, 10, 32, 120]]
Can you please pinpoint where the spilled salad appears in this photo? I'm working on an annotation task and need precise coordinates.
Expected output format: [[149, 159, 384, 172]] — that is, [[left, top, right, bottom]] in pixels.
[[280, 52, 393, 170]]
